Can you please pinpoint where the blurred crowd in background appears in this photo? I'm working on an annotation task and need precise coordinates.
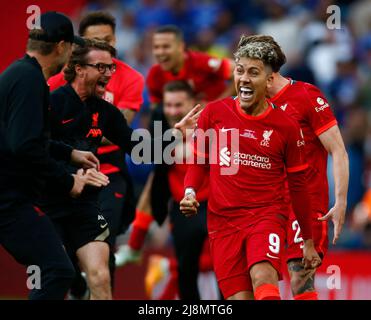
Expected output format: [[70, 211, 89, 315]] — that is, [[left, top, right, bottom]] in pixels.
[[73, 0, 371, 249]]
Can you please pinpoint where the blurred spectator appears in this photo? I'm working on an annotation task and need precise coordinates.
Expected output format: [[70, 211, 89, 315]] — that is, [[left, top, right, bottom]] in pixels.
[[115, 11, 140, 60], [257, 0, 304, 64], [349, 0, 371, 38], [222, 0, 266, 28], [191, 0, 224, 33], [352, 189, 371, 230], [328, 58, 360, 123], [134, 0, 172, 33], [282, 52, 316, 84], [191, 28, 230, 58], [351, 188, 371, 248], [300, 0, 353, 89]]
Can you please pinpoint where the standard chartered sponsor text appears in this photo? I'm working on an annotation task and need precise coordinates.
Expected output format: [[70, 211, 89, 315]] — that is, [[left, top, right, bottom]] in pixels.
[[233, 152, 271, 169]]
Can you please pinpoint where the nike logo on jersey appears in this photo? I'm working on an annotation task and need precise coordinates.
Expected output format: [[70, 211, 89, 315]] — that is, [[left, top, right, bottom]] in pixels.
[[61, 118, 74, 124], [221, 127, 236, 132], [280, 103, 288, 111], [98, 215, 107, 228], [100, 222, 108, 229], [266, 253, 280, 260]]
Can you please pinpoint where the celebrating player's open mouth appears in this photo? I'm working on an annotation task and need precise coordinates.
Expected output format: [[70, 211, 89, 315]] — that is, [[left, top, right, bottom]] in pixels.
[[152, 31, 185, 73], [157, 55, 172, 70], [239, 86, 254, 102], [234, 57, 273, 114], [95, 76, 110, 97]]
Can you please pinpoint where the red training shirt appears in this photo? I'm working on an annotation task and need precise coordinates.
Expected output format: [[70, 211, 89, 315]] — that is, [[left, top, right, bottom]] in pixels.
[[146, 50, 231, 104]]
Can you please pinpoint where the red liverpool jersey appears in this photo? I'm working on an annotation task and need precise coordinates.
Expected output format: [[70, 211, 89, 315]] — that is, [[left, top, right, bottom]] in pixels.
[[146, 50, 231, 104], [270, 79, 337, 214], [48, 57, 144, 111], [193, 97, 308, 219]]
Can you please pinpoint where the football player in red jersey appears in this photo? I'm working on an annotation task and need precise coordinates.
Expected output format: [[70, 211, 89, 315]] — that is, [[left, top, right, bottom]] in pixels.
[[147, 25, 235, 109], [116, 25, 234, 270], [238, 35, 349, 300], [180, 37, 321, 300]]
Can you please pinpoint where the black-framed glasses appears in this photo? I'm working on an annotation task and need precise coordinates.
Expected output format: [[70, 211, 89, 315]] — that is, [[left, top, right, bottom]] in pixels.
[[84, 63, 116, 74]]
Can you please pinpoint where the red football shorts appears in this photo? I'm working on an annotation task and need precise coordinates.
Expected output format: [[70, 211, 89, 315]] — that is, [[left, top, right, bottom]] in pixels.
[[207, 210, 286, 299], [286, 210, 328, 262]]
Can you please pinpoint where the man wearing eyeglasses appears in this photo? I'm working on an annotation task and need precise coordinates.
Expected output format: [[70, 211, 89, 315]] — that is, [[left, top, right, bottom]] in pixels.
[[48, 12, 144, 299], [38, 38, 200, 299], [37, 39, 131, 300]]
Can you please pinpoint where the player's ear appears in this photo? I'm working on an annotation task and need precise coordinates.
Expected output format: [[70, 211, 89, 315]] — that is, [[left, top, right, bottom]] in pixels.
[[75, 64, 84, 78], [111, 35, 116, 48], [266, 72, 274, 90], [55, 40, 66, 55], [54, 41, 62, 55], [179, 40, 185, 52]]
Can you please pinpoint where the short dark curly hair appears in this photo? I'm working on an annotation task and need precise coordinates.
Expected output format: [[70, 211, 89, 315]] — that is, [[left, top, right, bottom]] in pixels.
[[63, 38, 116, 83], [79, 11, 116, 36]]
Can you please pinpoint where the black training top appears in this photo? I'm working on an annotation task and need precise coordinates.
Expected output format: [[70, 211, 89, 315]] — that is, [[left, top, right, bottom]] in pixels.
[[39, 83, 137, 212], [49, 84, 136, 158], [0, 54, 74, 211]]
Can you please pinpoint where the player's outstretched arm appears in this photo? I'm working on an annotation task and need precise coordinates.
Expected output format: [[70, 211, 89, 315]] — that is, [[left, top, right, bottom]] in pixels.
[[318, 125, 349, 244]]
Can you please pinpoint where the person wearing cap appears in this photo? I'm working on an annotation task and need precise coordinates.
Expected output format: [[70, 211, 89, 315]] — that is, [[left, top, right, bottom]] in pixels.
[[0, 11, 109, 300]]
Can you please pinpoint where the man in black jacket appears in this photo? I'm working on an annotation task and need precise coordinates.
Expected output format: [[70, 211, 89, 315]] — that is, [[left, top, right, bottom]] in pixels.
[[41, 38, 201, 299], [0, 12, 109, 300], [41, 39, 134, 300]]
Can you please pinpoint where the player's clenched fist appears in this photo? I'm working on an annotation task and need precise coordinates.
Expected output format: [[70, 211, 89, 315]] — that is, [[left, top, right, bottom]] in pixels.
[[180, 190, 200, 217]]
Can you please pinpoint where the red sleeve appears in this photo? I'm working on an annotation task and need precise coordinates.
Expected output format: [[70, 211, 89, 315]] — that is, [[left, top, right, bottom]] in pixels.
[[195, 52, 231, 80], [47, 72, 67, 92], [287, 170, 312, 240], [284, 118, 308, 173], [115, 72, 144, 111], [217, 58, 232, 80], [146, 66, 163, 104], [184, 104, 212, 192], [184, 163, 209, 192], [302, 83, 337, 136]]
